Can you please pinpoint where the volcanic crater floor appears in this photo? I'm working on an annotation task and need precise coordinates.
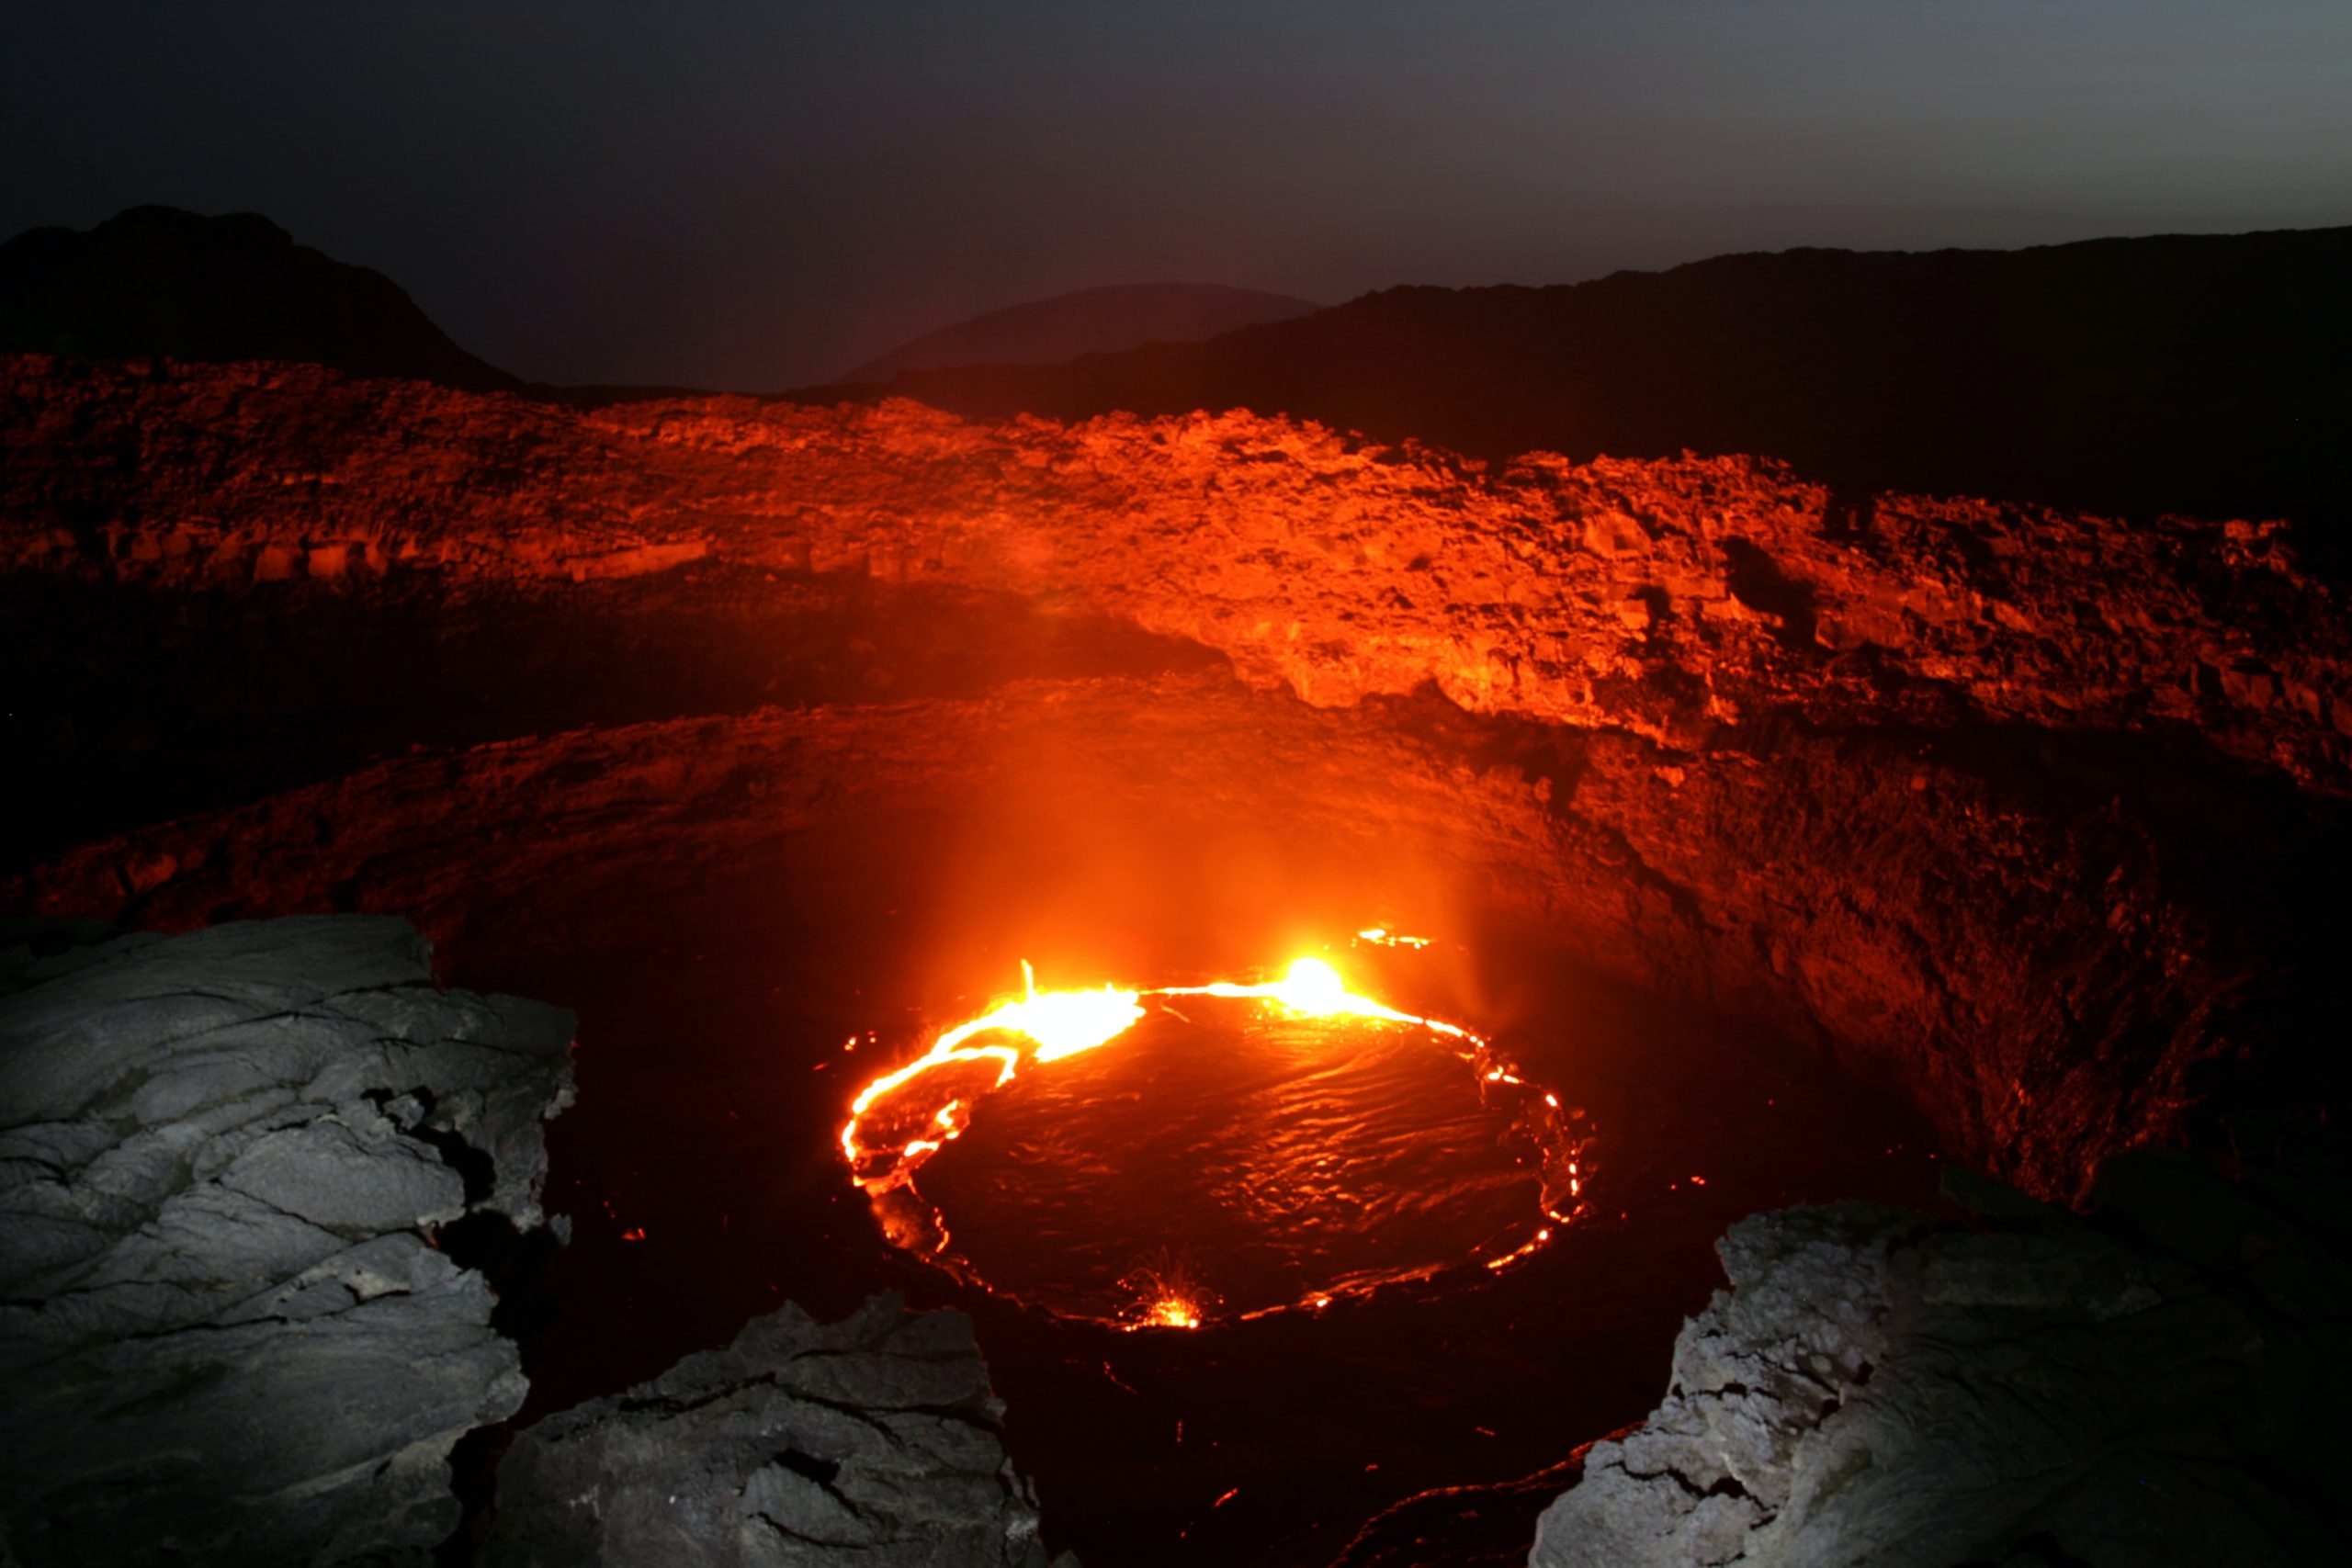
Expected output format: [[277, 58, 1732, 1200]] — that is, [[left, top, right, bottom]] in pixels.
[[449, 863, 1942, 1567]]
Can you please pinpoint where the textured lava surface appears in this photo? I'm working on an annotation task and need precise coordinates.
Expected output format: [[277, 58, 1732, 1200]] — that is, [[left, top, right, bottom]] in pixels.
[[6, 354, 2345, 786]]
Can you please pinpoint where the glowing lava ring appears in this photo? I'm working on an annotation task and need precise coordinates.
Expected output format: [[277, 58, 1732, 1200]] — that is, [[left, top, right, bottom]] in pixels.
[[840, 949, 1588, 1328]]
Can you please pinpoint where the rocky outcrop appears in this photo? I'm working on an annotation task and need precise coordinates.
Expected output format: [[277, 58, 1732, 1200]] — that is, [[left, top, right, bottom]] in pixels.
[[1530, 1144, 2352, 1566], [3, 355, 2343, 795], [0, 916, 575, 1566], [484, 1292, 1069, 1566]]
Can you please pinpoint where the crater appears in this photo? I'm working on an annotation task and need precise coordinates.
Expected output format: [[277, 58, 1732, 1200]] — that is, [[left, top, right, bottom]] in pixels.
[[847, 956, 1585, 1326], [6, 355, 2346, 1564]]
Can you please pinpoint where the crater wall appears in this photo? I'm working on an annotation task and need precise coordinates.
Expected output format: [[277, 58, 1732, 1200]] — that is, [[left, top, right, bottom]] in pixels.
[[5, 354, 2346, 1201]]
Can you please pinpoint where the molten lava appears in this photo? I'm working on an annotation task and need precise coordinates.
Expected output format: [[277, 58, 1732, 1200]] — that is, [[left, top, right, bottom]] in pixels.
[[1142, 1297, 1204, 1331], [842, 955, 1486, 1192], [838, 949, 1587, 1325]]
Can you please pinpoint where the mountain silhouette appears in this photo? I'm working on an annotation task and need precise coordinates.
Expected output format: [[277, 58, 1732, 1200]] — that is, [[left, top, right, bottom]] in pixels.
[[12, 210, 2346, 539], [841, 282, 1321, 383], [871, 229, 2352, 533], [0, 206, 519, 391]]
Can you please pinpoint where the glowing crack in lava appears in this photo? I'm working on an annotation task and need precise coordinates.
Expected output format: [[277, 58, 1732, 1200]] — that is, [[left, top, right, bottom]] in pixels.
[[840, 952, 1589, 1329]]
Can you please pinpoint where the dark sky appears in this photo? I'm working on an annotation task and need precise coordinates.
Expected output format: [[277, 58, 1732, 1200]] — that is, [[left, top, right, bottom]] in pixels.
[[6, 2, 2348, 389]]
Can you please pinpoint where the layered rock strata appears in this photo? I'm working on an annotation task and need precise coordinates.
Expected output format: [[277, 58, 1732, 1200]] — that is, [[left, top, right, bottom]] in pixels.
[[483, 1292, 1069, 1567], [1531, 1143, 2352, 1566], [4, 354, 2343, 793], [0, 916, 574, 1565], [2, 675, 1565, 960]]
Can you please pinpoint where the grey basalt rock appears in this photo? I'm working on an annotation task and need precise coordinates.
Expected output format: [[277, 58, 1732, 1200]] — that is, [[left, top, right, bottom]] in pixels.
[[485, 1292, 1072, 1568], [1530, 1149, 2352, 1567], [0, 916, 575, 1566]]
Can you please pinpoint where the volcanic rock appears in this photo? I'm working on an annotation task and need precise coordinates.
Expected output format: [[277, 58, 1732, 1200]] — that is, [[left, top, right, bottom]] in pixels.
[[1, 673, 1564, 959], [5, 354, 2342, 796], [483, 1292, 1070, 1568], [1529, 1144, 2352, 1566], [0, 915, 575, 1566], [1326, 1452, 1590, 1568]]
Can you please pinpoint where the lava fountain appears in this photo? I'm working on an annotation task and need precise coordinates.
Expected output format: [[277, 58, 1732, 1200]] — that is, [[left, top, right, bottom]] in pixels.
[[841, 943, 1589, 1328]]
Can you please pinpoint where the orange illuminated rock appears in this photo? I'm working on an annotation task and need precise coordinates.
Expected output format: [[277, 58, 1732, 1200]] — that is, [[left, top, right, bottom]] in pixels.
[[4, 354, 2343, 792]]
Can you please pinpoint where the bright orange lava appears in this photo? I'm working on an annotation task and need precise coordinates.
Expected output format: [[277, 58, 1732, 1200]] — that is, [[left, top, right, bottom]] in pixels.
[[837, 949, 1585, 1323], [1142, 1296, 1204, 1330], [842, 955, 1474, 1190]]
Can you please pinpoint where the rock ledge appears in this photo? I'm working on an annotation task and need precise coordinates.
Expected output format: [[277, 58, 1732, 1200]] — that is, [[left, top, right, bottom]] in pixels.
[[1532, 1145, 2352, 1566], [0, 916, 575, 1566], [486, 1292, 1070, 1567]]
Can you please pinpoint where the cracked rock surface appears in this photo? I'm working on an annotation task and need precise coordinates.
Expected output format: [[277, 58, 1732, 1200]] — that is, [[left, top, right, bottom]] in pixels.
[[6, 354, 2344, 793], [483, 1292, 1070, 1567], [1530, 1143, 2352, 1567], [0, 915, 575, 1566]]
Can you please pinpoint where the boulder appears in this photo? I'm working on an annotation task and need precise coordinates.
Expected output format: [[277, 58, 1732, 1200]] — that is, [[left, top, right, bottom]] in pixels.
[[484, 1292, 1069, 1568], [0, 916, 575, 1565], [1530, 1147, 2352, 1566]]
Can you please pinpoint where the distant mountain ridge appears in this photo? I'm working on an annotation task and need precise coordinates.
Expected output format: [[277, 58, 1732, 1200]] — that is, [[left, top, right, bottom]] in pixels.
[[0, 206, 519, 392], [873, 228, 2352, 533], [840, 282, 1321, 383], [8, 209, 2346, 536]]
